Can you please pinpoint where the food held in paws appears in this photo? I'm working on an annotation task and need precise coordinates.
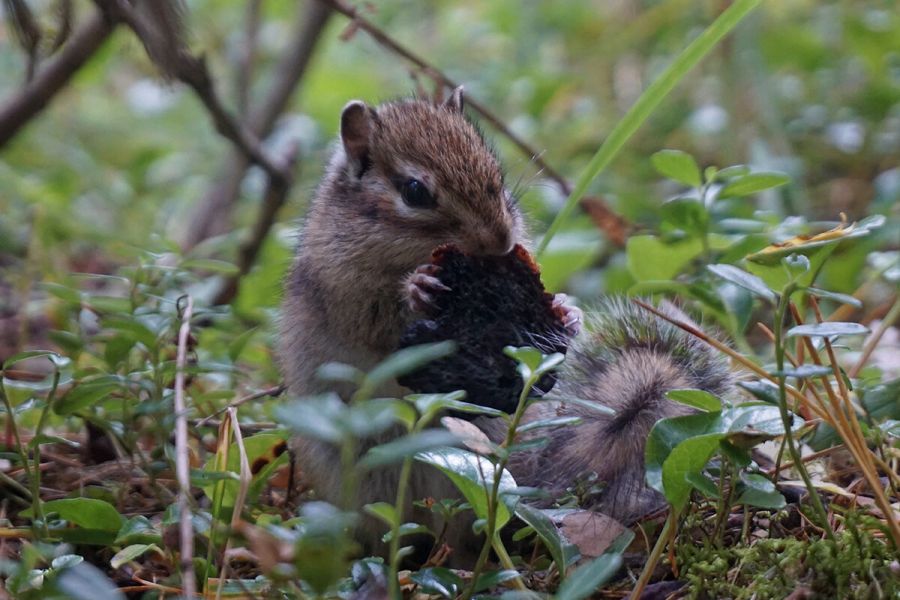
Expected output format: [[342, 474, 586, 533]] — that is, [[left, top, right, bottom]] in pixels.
[[397, 244, 572, 414]]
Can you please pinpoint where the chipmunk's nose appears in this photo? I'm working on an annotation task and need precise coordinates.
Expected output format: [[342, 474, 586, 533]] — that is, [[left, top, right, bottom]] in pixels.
[[465, 227, 514, 256]]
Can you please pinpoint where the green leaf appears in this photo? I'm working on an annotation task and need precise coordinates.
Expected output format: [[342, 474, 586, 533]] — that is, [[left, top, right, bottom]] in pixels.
[[661, 433, 723, 509], [778, 365, 834, 379], [713, 165, 751, 181], [805, 288, 862, 309], [503, 346, 543, 376], [363, 502, 399, 528], [102, 315, 158, 349], [666, 389, 722, 412], [737, 380, 779, 404], [515, 503, 574, 577], [717, 172, 790, 198], [382, 522, 432, 542], [55, 375, 123, 415], [473, 569, 522, 593], [51, 555, 84, 570], [707, 264, 776, 303], [651, 149, 702, 187], [411, 391, 497, 424], [536, 230, 603, 292], [516, 416, 582, 434], [276, 394, 347, 443], [110, 544, 161, 569], [416, 447, 517, 527], [627, 236, 704, 281], [410, 567, 463, 598], [361, 341, 457, 396], [537, 0, 763, 255], [115, 515, 160, 545], [358, 429, 459, 471], [786, 322, 869, 338], [57, 562, 125, 600], [2, 350, 61, 369], [660, 197, 709, 237], [646, 404, 802, 509], [503, 347, 565, 384], [554, 547, 624, 600], [685, 472, 719, 498], [32, 498, 124, 531], [736, 473, 786, 509], [316, 362, 365, 385], [86, 295, 132, 314], [43, 282, 83, 304], [227, 327, 258, 363]]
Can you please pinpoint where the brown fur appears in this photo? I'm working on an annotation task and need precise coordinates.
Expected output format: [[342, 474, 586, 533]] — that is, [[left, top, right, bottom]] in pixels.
[[280, 93, 733, 563], [279, 92, 525, 559]]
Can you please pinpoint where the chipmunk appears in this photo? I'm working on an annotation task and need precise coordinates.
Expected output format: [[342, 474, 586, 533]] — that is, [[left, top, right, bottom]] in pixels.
[[279, 88, 732, 560]]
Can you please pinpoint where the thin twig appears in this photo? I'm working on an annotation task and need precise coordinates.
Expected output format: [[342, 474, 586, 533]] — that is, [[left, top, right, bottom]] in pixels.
[[0, 8, 116, 149], [181, 0, 333, 249], [809, 297, 900, 547], [50, 0, 74, 51], [3, 0, 43, 82], [195, 385, 286, 428], [212, 142, 300, 305], [765, 445, 845, 476], [174, 295, 197, 597], [318, 0, 629, 246], [236, 0, 262, 116], [92, 0, 290, 186]]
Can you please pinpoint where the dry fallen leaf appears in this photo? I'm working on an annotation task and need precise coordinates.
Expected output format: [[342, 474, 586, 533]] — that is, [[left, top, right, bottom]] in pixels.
[[440, 416, 495, 455], [558, 509, 627, 559]]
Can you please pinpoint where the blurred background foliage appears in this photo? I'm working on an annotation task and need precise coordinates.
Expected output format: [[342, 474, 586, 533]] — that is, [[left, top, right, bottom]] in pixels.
[[1, 0, 898, 384]]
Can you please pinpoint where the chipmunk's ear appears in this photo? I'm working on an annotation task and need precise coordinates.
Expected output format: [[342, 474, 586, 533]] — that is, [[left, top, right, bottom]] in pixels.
[[341, 100, 374, 176], [443, 85, 464, 114]]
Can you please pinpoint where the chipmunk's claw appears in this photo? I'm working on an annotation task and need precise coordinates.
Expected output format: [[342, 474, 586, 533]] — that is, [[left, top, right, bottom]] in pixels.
[[553, 293, 583, 337], [405, 264, 450, 313]]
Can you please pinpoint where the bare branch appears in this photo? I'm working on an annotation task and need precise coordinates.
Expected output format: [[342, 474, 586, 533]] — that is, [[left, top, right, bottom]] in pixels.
[[235, 0, 263, 115], [92, 0, 289, 186], [50, 0, 73, 51], [213, 142, 300, 305], [3, 0, 43, 81], [180, 0, 333, 249], [320, 0, 630, 246], [0, 8, 115, 150]]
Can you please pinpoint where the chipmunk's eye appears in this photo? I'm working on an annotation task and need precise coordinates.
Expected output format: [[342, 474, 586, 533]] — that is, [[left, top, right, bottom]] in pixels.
[[399, 178, 436, 209]]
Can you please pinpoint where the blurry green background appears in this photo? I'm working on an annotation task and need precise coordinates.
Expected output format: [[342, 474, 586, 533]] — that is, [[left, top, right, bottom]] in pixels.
[[1, 0, 898, 373]]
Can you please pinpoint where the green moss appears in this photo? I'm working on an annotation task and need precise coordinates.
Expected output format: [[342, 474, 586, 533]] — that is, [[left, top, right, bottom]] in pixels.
[[676, 513, 899, 599]]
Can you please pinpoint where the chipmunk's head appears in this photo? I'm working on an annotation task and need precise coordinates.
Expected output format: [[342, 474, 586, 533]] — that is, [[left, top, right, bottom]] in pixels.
[[332, 87, 523, 263]]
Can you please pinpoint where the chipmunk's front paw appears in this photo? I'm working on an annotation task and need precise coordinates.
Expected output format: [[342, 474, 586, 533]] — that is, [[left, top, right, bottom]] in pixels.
[[405, 264, 450, 314], [553, 293, 583, 337]]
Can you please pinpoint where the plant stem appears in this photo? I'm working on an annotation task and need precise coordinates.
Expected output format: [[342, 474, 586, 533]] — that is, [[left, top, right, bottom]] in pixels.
[[631, 510, 677, 598], [0, 378, 33, 481], [537, 0, 761, 256], [30, 367, 60, 539], [773, 286, 834, 540], [460, 377, 535, 600], [387, 454, 413, 600]]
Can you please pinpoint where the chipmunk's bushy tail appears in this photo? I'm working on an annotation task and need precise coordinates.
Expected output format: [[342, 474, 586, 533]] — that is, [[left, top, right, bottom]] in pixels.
[[508, 298, 733, 522]]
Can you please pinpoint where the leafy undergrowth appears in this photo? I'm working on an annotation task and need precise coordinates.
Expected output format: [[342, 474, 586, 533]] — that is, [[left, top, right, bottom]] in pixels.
[[2, 147, 898, 599]]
